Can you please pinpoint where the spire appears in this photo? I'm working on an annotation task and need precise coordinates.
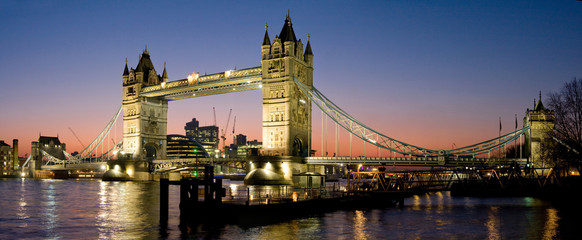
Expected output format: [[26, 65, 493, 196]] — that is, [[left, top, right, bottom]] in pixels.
[[279, 13, 297, 42], [123, 58, 129, 76], [262, 23, 271, 46], [305, 33, 313, 55], [534, 91, 546, 111], [144, 44, 149, 55], [162, 61, 168, 79]]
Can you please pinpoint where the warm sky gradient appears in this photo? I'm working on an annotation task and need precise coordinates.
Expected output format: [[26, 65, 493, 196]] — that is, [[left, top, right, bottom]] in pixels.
[[1, 1, 581, 157]]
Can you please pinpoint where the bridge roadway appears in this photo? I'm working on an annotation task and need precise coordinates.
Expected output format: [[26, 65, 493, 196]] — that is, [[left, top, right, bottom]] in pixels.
[[152, 158, 247, 172], [306, 156, 527, 168], [41, 162, 107, 170], [39, 156, 526, 172], [151, 156, 527, 172]]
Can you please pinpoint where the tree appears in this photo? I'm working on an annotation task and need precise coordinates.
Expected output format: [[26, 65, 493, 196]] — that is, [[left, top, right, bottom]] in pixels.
[[547, 78, 582, 170]]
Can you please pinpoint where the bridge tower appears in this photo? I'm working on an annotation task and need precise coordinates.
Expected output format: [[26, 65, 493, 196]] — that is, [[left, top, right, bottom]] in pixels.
[[524, 93, 555, 167], [245, 14, 314, 185], [121, 48, 168, 162], [261, 14, 313, 157]]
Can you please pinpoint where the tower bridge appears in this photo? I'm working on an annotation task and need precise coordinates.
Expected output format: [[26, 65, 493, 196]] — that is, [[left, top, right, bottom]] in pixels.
[[30, 14, 556, 184]]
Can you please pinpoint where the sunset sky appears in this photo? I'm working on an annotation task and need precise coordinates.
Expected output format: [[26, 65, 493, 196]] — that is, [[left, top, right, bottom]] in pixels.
[[1, 1, 581, 157]]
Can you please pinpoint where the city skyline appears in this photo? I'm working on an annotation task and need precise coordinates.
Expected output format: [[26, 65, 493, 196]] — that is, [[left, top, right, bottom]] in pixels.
[[1, 1, 581, 157]]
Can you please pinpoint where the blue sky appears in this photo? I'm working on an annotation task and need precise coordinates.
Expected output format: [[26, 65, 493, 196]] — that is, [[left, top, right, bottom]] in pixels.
[[1, 0, 581, 156]]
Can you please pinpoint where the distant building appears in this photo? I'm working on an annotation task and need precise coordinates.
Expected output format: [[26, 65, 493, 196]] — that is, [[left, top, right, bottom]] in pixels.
[[0, 140, 17, 175], [197, 126, 219, 145], [37, 136, 66, 160], [30, 136, 66, 172], [235, 134, 247, 146], [166, 135, 209, 159], [183, 118, 220, 157], [184, 118, 199, 138], [225, 139, 262, 158]]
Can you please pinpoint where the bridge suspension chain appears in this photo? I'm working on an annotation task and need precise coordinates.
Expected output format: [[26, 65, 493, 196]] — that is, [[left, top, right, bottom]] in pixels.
[[76, 106, 122, 159], [293, 77, 528, 157], [41, 106, 123, 163]]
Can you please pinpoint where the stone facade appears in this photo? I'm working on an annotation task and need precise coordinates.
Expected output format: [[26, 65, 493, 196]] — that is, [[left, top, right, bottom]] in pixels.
[[524, 95, 555, 167], [261, 15, 313, 157], [122, 48, 168, 160]]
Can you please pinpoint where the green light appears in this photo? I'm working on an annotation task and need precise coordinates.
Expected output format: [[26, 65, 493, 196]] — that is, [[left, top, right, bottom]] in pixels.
[[193, 148, 197, 153], [193, 171, 198, 178]]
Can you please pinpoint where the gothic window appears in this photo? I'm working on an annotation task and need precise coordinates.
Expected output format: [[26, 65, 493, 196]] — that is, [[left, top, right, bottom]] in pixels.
[[127, 87, 135, 96]]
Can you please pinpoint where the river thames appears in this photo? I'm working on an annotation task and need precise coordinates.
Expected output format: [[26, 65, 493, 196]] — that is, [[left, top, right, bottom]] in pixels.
[[1, 178, 580, 239]]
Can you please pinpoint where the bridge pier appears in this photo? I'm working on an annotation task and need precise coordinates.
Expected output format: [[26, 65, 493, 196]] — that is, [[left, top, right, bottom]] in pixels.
[[103, 159, 152, 181], [244, 156, 306, 185]]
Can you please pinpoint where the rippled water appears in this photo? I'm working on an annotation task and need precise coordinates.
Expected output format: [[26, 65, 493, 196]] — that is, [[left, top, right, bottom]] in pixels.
[[0, 178, 579, 239]]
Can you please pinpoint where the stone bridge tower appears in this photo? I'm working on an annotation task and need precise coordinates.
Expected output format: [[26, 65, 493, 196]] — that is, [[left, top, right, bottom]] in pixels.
[[121, 48, 168, 161], [261, 14, 313, 157], [524, 93, 555, 167]]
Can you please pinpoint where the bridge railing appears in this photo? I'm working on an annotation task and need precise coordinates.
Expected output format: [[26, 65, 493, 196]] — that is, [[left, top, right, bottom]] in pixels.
[[305, 156, 528, 167]]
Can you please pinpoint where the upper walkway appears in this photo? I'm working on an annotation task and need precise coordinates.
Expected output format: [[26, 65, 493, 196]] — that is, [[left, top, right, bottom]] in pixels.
[[141, 67, 262, 100]]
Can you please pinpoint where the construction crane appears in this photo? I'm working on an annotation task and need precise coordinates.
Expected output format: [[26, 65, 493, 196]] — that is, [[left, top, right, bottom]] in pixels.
[[68, 127, 86, 149], [213, 107, 217, 127], [232, 116, 237, 145], [220, 109, 232, 154]]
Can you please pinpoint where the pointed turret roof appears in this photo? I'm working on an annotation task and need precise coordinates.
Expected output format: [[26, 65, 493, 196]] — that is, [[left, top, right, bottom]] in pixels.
[[162, 62, 168, 79], [262, 23, 271, 46], [534, 91, 546, 111], [123, 58, 129, 76], [136, 48, 155, 73], [278, 14, 297, 42], [305, 34, 313, 55]]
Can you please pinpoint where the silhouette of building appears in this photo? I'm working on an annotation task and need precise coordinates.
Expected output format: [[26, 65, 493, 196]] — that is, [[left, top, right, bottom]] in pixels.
[[235, 134, 247, 146], [184, 118, 199, 138]]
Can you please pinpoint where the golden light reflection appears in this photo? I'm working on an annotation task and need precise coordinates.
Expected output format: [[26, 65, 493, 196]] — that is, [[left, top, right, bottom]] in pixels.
[[486, 206, 500, 240], [435, 191, 444, 213], [17, 179, 29, 228], [353, 210, 369, 240], [412, 195, 421, 211], [542, 208, 559, 240], [424, 194, 432, 211]]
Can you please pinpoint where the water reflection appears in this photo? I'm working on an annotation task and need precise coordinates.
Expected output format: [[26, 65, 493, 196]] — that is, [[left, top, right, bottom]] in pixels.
[[486, 206, 500, 240], [16, 179, 29, 228], [0, 179, 579, 239], [542, 208, 559, 240], [353, 210, 368, 239], [43, 181, 59, 238]]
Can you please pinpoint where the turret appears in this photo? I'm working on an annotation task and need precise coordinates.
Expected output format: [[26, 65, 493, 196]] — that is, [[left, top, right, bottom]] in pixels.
[[134, 46, 158, 86], [162, 62, 168, 83], [122, 58, 129, 85], [262, 23, 271, 60], [304, 34, 313, 66]]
